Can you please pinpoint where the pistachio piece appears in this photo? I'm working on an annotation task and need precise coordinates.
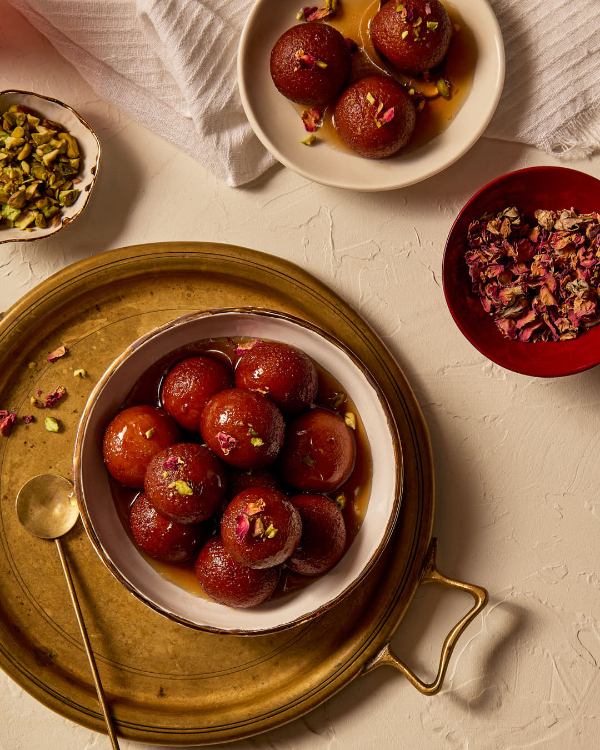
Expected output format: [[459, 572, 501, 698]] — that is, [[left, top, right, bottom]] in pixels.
[[73, 368, 87, 378], [436, 79, 451, 99], [58, 133, 79, 158], [58, 189, 79, 206], [42, 148, 60, 166], [5, 136, 25, 149], [344, 412, 356, 430], [44, 417, 60, 433]]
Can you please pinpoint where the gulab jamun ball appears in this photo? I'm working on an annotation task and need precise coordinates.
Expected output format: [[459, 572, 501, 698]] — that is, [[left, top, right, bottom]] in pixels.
[[288, 494, 347, 576], [200, 388, 285, 470], [227, 466, 280, 500], [334, 76, 416, 159], [130, 493, 203, 564], [279, 407, 356, 492], [161, 356, 233, 432], [235, 341, 318, 414], [371, 0, 452, 75], [144, 443, 227, 524], [270, 23, 351, 105], [195, 536, 280, 608], [221, 488, 302, 569], [103, 405, 181, 489]]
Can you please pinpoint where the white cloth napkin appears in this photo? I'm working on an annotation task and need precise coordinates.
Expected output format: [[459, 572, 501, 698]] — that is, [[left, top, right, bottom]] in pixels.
[[6, 0, 600, 186]]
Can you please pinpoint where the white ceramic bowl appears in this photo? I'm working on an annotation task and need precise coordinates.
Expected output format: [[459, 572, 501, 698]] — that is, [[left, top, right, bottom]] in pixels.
[[74, 309, 403, 635], [0, 90, 101, 245], [238, 0, 504, 191]]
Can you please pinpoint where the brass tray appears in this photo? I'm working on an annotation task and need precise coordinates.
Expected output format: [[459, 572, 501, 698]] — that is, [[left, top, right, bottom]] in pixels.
[[0, 242, 487, 745]]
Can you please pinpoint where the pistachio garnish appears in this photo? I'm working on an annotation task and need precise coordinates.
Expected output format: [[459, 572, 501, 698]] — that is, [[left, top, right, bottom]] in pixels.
[[427, 20, 438, 30], [168, 480, 193, 496], [44, 416, 59, 433], [145, 428, 155, 439], [330, 391, 346, 409], [334, 493, 346, 511], [302, 454, 316, 467], [265, 523, 278, 539], [301, 134, 317, 146], [344, 412, 356, 430], [250, 436, 264, 447], [436, 79, 452, 99], [73, 368, 87, 378], [0, 104, 81, 231]]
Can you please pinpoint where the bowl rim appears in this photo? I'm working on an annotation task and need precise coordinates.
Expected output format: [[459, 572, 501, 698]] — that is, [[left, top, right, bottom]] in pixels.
[[73, 307, 404, 635], [237, 0, 506, 192], [442, 165, 600, 378], [0, 89, 101, 246]]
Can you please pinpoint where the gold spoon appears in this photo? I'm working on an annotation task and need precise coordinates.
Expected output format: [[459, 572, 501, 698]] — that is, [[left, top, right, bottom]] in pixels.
[[16, 474, 120, 750]]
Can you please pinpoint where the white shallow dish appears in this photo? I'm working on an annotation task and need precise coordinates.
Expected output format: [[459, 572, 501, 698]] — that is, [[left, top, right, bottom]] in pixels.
[[238, 0, 504, 191], [0, 90, 101, 244], [74, 308, 403, 635]]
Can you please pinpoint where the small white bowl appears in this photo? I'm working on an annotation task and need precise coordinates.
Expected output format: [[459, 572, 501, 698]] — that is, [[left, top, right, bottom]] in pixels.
[[0, 90, 101, 244], [74, 308, 403, 635], [238, 0, 504, 191]]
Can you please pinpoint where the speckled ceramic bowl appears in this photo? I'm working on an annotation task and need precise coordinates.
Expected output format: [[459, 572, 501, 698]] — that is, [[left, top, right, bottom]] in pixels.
[[0, 90, 101, 245], [74, 308, 403, 635]]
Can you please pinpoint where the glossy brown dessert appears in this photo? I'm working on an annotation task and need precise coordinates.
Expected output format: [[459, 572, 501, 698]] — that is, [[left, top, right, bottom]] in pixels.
[[270, 23, 352, 105], [334, 76, 416, 158], [221, 488, 302, 569], [288, 493, 347, 576], [195, 536, 280, 608], [161, 355, 233, 432], [144, 443, 227, 524], [103, 405, 181, 488], [371, 0, 452, 75], [279, 406, 356, 492], [226, 466, 280, 499], [106, 335, 372, 609], [200, 388, 285, 469], [130, 492, 203, 563], [235, 341, 318, 413]]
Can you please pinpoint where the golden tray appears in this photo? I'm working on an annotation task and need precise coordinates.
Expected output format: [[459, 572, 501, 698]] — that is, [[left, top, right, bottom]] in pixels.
[[0, 242, 487, 745]]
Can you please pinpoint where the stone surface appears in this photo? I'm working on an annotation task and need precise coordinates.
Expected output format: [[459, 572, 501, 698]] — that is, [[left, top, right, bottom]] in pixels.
[[1, 1, 600, 748]]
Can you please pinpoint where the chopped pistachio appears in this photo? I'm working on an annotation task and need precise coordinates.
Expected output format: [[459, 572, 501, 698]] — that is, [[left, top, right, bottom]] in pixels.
[[437, 79, 451, 99], [145, 428, 155, 439], [301, 134, 317, 146], [73, 368, 87, 378], [44, 416, 59, 433], [330, 391, 346, 409], [250, 436, 264, 447], [252, 517, 265, 537], [315, 60, 328, 69], [427, 20, 439, 30], [334, 493, 346, 511], [401, 30, 409, 39], [302, 454, 316, 467], [265, 523, 278, 538], [366, 92, 376, 105], [296, 10, 304, 19], [168, 479, 194, 496], [344, 412, 356, 430], [28, 361, 37, 370], [163, 471, 168, 478]]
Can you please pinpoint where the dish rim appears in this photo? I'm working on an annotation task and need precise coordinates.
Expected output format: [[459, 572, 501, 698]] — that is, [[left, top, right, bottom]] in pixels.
[[237, 0, 506, 191]]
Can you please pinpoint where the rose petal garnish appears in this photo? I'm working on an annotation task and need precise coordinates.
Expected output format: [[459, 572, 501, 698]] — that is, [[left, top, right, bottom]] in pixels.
[[465, 206, 600, 342], [217, 431, 237, 455], [0, 411, 17, 437], [234, 339, 261, 356], [22, 415, 34, 424], [236, 514, 250, 541], [301, 107, 322, 133], [162, 456, 180, 470], [295, 49, 316, 70], [47, 345, 67, 363], [43, 386, 66, 408]]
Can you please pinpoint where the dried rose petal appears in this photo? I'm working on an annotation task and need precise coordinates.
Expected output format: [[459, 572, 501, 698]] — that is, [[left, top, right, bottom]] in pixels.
[[295, 49, 316, 70], [0, 412, 17, 437], [22, 415, 35, 424], [236, 514, 250, 541], [301, 107, 322, 132], [465, 206, 600, 343], [377, 107, 395, 125], [47, 345, 67, 363], [43, 386, 66, 408], [162, 456, 180, 471], [217, 431, 237, 455], [234, 339, 261, 356]]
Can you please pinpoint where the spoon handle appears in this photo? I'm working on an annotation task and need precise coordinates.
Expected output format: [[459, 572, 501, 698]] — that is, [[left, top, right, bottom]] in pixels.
[[55, 538, 121, 749]]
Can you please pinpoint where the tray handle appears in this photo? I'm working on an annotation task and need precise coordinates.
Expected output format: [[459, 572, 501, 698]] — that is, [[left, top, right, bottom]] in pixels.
[[362, 538, 488, 695]]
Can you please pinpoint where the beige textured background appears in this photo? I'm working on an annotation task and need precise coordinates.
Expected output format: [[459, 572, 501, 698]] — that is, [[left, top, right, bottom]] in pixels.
[[1, 1, 599, 748]]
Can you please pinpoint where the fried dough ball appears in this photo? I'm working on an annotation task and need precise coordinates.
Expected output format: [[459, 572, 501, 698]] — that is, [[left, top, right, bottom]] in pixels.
[[288, 493, 346, 575], [130, 492, 203, 563]]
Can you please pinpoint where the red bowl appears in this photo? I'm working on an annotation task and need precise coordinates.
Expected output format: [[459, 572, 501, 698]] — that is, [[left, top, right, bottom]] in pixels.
[[443, 166, 600, 378]]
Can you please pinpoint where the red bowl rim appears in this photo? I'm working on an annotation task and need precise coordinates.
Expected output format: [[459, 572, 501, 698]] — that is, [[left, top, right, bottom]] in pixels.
[[442, 166, 600, 378]]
